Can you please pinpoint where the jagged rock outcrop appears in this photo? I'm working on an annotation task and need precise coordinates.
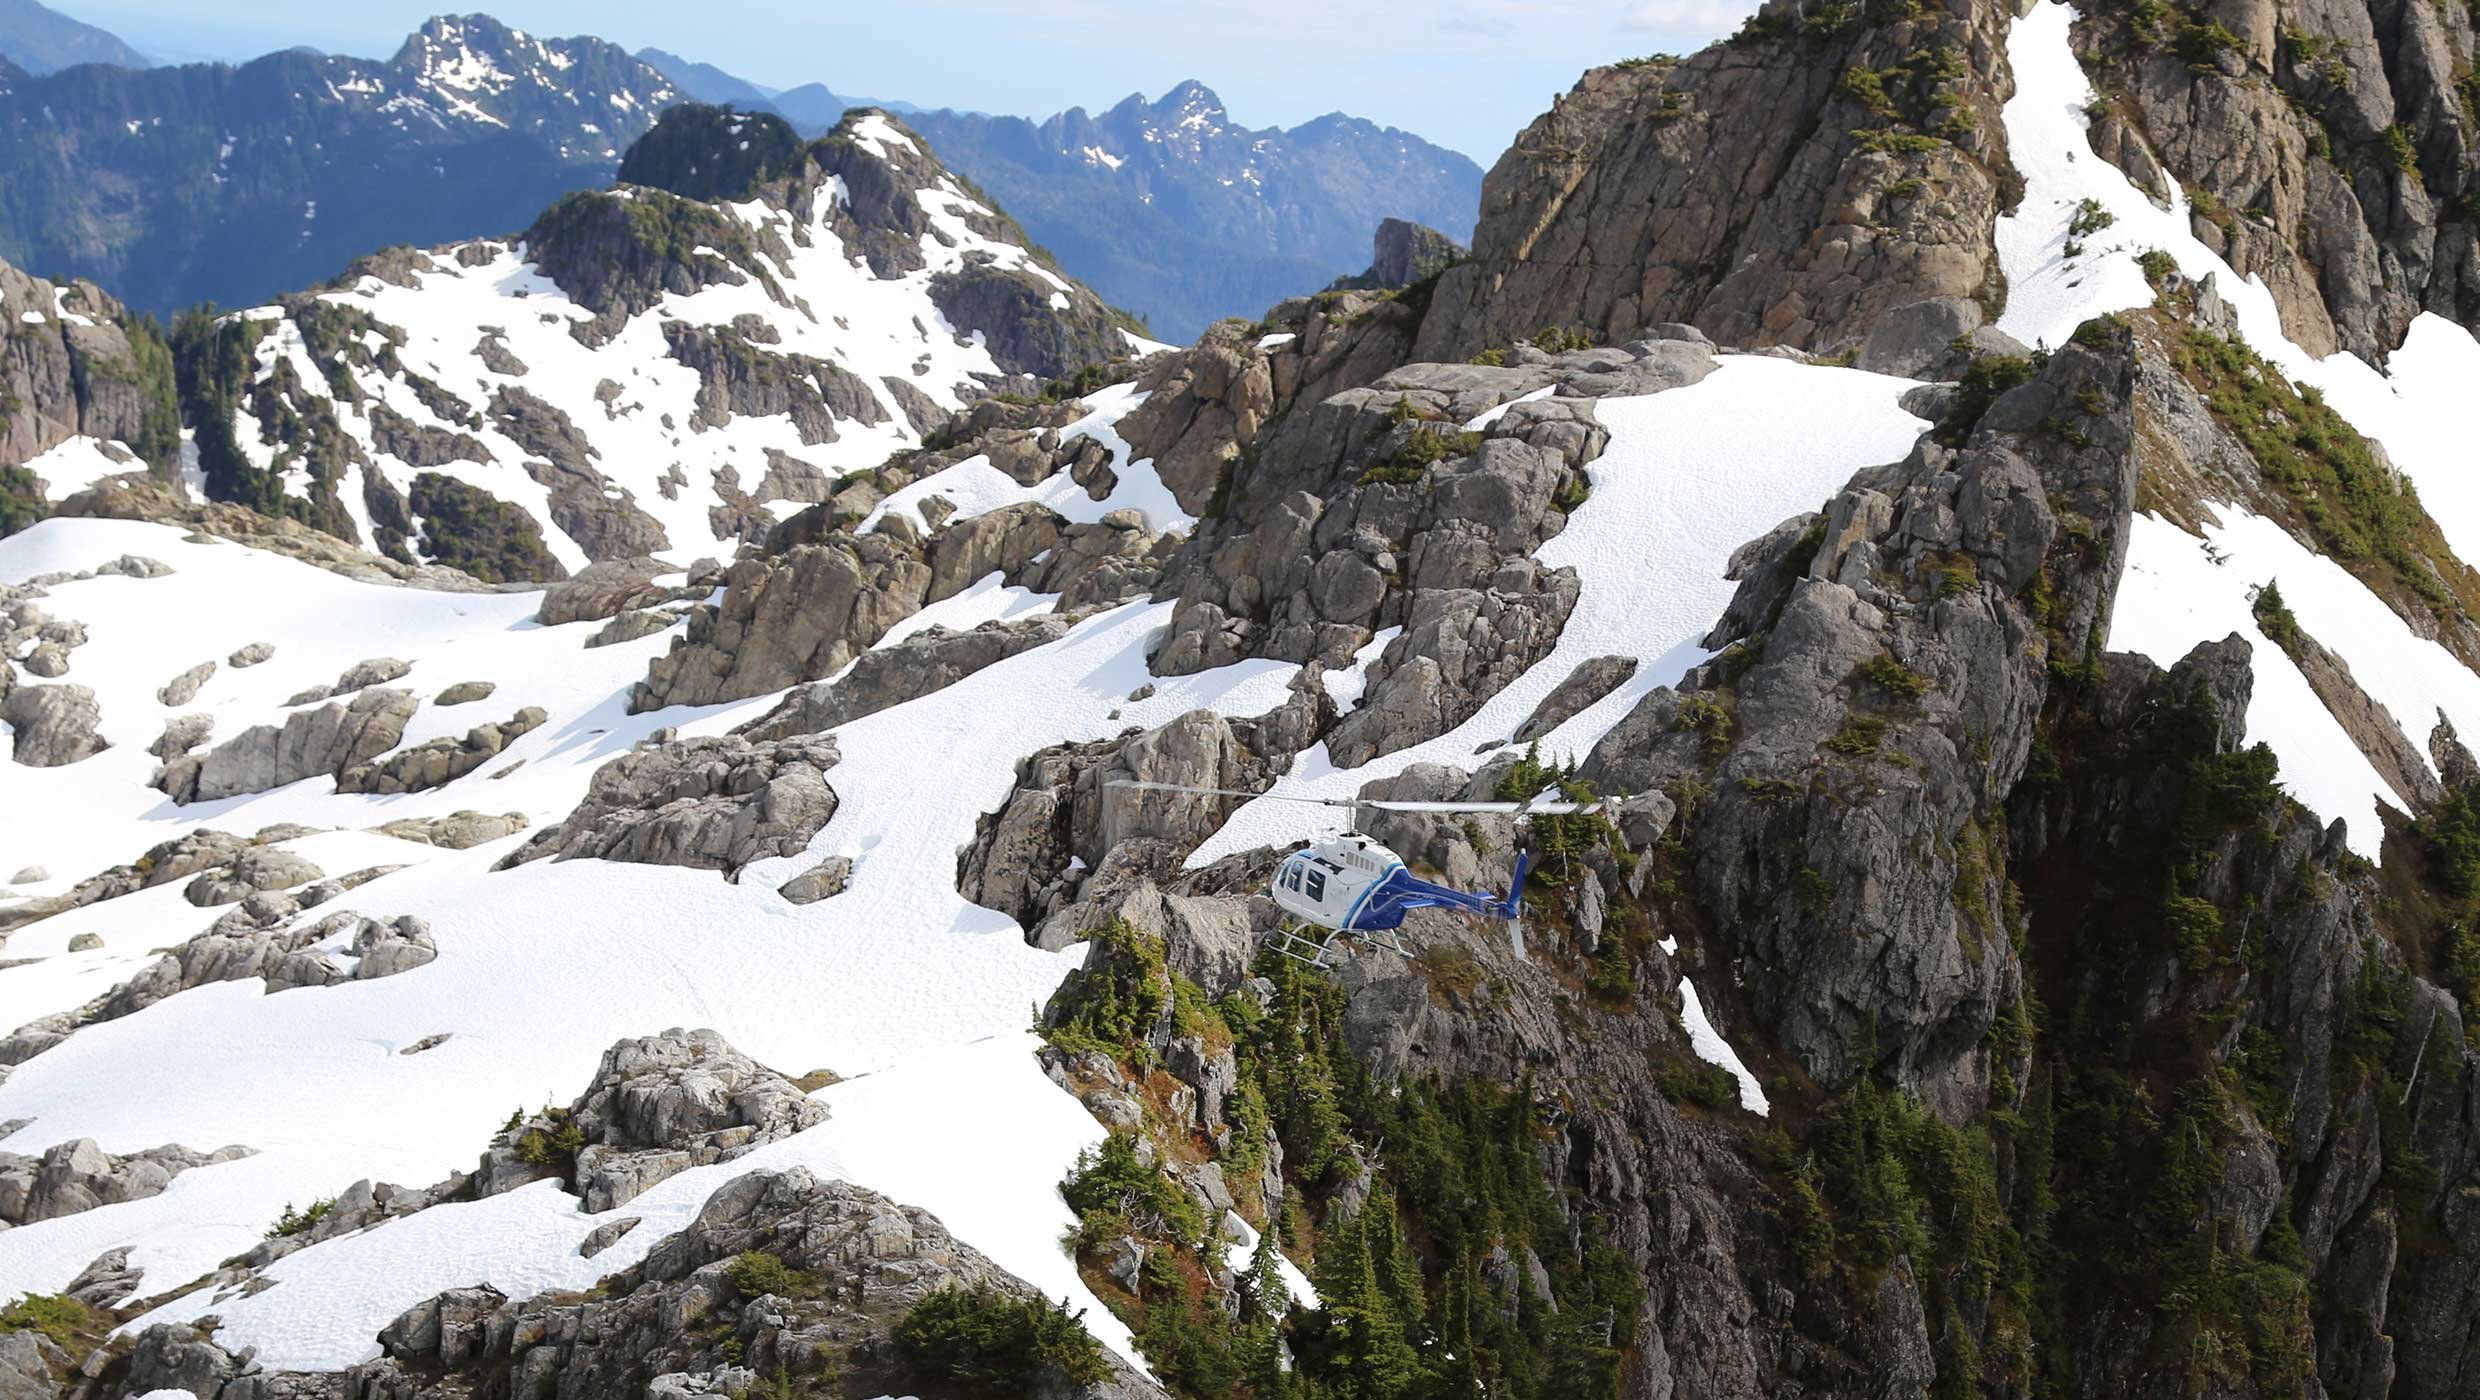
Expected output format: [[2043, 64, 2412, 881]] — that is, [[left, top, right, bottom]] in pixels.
[[111, 1168, 1163, 1400], [2, 682, 104, 766], [336, 707, 545, 794], [0, 1138, 253, 1225], [739, 615, 1076, 739], [632, 429, 1168, 712], [1147, 339, 1707, 764], [961, 672, 1330, 932], [1328, 217, 1467, 292], [2074, 0, 2479, 361], [474, 1028, 827, 1211], [503, 732, 840, 874], [0, 911, 434, 1066], [1413, 0, 2024, 361], [1583, 323, 2141, 1111], [155, 688, 419, 803], [0, 255, 176, 507]]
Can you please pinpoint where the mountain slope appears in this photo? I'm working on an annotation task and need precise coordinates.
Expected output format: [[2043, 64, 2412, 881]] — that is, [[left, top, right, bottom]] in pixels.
[[151, 102, 1148, 580], [9, 0, 2480, 1397], [0, 14, 679, 319], [0, 0, 147, 74]]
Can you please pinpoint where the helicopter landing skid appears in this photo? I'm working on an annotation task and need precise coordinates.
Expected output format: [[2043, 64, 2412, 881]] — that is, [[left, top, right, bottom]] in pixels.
[[1266, 921, 1416, 971]]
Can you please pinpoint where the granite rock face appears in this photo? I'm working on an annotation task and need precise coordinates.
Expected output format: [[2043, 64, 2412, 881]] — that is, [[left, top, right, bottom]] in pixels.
[[2073, 0, 2479, 361], [474, 1028, 828, 1211], [1413, 0, 2023, 361], [155, 688, 419, 803], [504, 732, 840, 874]]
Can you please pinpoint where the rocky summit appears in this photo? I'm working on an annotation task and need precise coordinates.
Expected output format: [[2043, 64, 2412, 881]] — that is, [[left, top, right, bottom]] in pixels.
[[2, 0, 2479, 1398]]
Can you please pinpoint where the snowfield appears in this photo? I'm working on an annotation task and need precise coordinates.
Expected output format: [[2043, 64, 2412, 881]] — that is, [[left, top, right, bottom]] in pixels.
[[7, 0, 2473, 1375], [1999, 0, 2480, 852], [0, 347, 1924, 1367]]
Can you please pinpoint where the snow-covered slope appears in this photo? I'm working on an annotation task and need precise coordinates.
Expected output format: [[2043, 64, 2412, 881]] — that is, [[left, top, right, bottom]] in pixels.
[[187, 102, 1148, 580], [1999, 0, 2480, 856], [0, 330, 1929, 1371]]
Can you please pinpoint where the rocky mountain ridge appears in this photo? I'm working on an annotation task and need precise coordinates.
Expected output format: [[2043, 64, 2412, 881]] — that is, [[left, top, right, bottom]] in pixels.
[[4, 0, 2480, 1397]]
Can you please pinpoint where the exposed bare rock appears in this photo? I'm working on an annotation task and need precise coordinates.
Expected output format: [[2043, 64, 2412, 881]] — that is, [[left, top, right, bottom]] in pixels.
[[336, 707, 546, 794], [586, 609, 680, 648], [114, 1166, 1163, 1400], [1512, 654, 1640, 743], [739, 615, 1075, 740], [1413, 0, 2022, 360], [373, 811, 530, 849], [537, 557, 690, 626], [0, 1137, 253, 1225], [150, 711, 213, 759], [284, 656, 412, 705], [489, 385, 671, 562], [0, 828, 251, 934], [0, 911, 436, 1067], [961, 673, 1329, 930], [228, 641, 275, 668], [2, 683, 105, 766], [504, 732, 840, 874], [157, 660, 216, 707], [183, 847, 324, 907], [155, 687, 419, 803], [433, 680, 495, 706], [473, 1028, 827, 1210], [2073, 0, 2480, 361], [777, 856, 852, 905]]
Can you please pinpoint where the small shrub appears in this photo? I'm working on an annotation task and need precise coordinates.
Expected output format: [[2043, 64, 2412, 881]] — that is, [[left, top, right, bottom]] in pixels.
[[2380, 124, 2421, 178], [2252, 579, 2301, 650], [1657, 1064, 1738, 1111], [2068, 197, 2116, 240], [2071, 312, 2129, 349], [1935, 352, 2040, 446], [267, 1197, 337, 1239], [1467, 347, 1508, 367], [1827, 716, 1889, 757], [894, 1286, 1110, 1394], [1856, 653, 1933, 703], [2136, 248, 2179, 286], [0, 1293, 90, 1348], [1526, 324, 1597, 354], [1061, 1131, 1206, 1252], [2176, 18, 2243, 68], [725, 1249, 811, 1299]]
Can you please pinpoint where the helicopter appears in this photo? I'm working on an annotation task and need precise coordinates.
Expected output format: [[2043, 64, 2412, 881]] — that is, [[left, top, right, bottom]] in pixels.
[[1105, 779, 1619, 970]]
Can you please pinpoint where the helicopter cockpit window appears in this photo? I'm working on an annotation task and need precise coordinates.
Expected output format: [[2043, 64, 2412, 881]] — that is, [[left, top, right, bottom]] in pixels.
[[1304, 869, 1326, 902], [1283, 864, 1302, 893]]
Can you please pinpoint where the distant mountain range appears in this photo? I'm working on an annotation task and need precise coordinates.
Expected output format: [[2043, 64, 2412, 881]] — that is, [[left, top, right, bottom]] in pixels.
[[637, 58, 1485, 341], [0, 7, 1481, 337], [0, 0, 147, 73], [0, 13, 679, 318]]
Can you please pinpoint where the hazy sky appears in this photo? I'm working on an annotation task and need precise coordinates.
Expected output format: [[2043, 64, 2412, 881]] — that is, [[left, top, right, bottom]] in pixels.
[[65, 0, 1763, 162]]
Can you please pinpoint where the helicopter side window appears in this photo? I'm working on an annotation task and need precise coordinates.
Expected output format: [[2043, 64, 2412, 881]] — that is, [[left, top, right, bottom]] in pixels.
[[1283, 863, 1301, 893], [1304, 869, 1326, 902]]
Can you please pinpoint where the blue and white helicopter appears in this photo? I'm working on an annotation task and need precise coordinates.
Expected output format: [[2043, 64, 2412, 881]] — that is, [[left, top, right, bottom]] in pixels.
[[1107, 780, 1617, 970]]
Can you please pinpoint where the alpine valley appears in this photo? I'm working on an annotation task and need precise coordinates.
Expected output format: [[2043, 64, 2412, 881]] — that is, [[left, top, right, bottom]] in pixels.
[[1, 1, 2479, 1400]]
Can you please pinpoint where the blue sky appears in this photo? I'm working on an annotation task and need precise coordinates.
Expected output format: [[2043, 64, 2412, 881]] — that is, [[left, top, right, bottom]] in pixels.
[[67, 0, 1763, 162]]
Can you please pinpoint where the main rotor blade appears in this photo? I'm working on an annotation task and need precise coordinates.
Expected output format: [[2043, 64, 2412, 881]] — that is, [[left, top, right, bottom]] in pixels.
[[1103, 780, 1611, 815]]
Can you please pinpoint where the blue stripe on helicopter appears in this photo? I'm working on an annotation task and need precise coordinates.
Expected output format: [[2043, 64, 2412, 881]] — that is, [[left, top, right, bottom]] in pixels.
[[1338, 861, 1405, 931]]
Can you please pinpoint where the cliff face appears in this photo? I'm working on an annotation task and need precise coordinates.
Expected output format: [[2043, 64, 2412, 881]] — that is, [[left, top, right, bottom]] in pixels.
[[2073, 0, 2479, 361], [1416, 0, 2023, 361]]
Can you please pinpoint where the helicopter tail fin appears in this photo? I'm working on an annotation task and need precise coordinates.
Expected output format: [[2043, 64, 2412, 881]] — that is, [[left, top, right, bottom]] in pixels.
[[1500, 850, 1532, 920]]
